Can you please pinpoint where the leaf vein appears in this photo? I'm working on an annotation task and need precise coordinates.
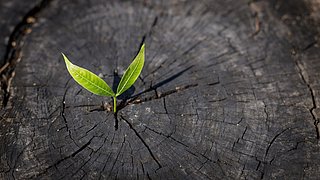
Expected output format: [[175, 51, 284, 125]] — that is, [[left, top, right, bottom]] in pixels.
[[70, 66, 113, 96], [117, 59, 141, 96]]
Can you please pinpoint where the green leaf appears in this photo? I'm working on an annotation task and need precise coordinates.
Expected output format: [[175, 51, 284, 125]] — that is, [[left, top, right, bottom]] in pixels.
[[62, 53, 115, 97], [116, 44, 145, 96]]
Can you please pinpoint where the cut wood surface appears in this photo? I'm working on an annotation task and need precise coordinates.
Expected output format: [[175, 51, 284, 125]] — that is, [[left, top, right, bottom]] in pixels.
[[0, 0, 41, 65], [1, 0, 320, 179]]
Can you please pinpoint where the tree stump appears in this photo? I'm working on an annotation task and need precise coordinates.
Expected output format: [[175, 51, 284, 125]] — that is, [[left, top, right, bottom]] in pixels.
[[1, 0, 320, 179]]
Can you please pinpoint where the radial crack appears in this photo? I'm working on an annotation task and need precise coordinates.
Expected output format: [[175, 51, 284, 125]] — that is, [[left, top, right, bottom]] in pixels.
[[107, 136, 125, 179], [144, 125, 188, 147], [118, 83, 198, 111], [120, 115, 162, 169], [61, 86, 78, 146]]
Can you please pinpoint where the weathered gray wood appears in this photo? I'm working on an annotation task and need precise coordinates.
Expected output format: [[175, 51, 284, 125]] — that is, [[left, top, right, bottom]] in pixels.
[[1, 0, 320, 179], [0, 0, 42, 64]]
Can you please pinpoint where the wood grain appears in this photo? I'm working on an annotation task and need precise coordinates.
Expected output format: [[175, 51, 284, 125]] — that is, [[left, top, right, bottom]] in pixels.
[[1, 0, 319, 179]]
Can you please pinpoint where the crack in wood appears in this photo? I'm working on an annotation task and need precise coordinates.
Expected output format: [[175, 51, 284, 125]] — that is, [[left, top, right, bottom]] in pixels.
[[162, 97, 169, 114], [0, 0, 53, 107], [88, 83, 198, 113], [294, 57, 319, 139], [120, 115, 162, 170], [70, 150, 94, 178], [264, 128, 289, 159], [10, 129, 35, 180], [61, 85, 79, 146], [98, 152, 113, 180], [2, 0, 319, 179], [36, 137, 93, 178], [120, 83, 198, 110], [302, 40, 318, 52], [144, 125, 188, 147], [126, 141, 135, 175], [107, 136, 125, 179], [208, 97, 227, 103]]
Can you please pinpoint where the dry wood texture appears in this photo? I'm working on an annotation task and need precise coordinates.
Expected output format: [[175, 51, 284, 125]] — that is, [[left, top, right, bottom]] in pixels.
[[1, 0, 320, 179]]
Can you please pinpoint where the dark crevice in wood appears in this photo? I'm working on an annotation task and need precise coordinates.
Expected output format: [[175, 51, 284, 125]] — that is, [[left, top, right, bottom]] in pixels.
[[36, 137, 93, 178], [146, 172, 152, 180], [207, 79, 220, 86], [144, 125, 188, 147], [126, 141, 135, 176], [273, 0, 320, 138], [239, 165, 246, 178], [294, 58, 319, 139], [107, 136, 125, 179], [237, 117, 244, 125], [0, 0, 53, 108], [302, 40, 318, 52], [61, 86, 69, 130], [208, 97, 227, 103], [140, 161, 145, 175], [162, 96, 175, 125], [2, 0, 319, 179], [10, 130, 35, 180], [162, 97, 169, 114], [286, 141, 302, 152], [61, 82, 78, 146], [98, 152, 113, 180], [269, 157, 275, 164], [70, 150, 93, 178], [257, 127, 290, 178], [264, 128, 289, 158], [241, 126, 248, 140], [89, 83, 198, 113], [70, 138, 93, 158], [89, 65, 196, 113], [120, 83, 198, 110], [216, 159, 227, 177], [78, 123, 101, 140], [120, 115, 162, 170], [256, 157, 261, 171], [142, 15, 158, 44], [151, 16, 158, 28]]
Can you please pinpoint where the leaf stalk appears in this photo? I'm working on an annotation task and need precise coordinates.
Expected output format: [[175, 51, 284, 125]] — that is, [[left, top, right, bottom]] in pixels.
[[113, 97, 117, 113]]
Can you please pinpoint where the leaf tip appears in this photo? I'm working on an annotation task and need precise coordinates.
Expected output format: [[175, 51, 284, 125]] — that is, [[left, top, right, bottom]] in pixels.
[[61, 52, 66, 59], [61, 52, 71, 65]]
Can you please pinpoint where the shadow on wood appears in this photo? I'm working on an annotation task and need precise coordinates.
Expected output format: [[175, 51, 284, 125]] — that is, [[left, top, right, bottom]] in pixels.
[[0, 0, 320, 179]]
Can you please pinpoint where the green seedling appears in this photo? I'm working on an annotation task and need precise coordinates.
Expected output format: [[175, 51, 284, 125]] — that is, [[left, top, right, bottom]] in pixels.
[[62, 44, 145, 113]]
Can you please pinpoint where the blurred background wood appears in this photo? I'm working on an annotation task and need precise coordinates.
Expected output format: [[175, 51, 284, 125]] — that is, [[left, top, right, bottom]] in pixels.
[[1, 0, 319, 179]]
